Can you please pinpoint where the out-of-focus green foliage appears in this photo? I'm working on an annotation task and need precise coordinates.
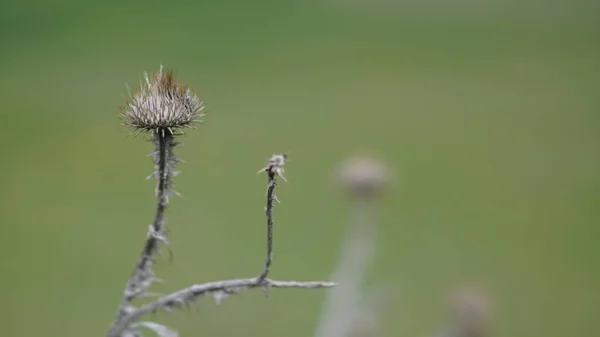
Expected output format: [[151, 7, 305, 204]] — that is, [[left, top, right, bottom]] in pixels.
[[1, 1, 598, 336]]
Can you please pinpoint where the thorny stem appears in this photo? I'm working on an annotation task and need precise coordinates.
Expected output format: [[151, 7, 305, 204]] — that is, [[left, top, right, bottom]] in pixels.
[[153, 132, 171, 230], [148, 130, 175, 258], [108, 151, 335, 337], [138, 131, 174, 289], [106, 164, 336, 336], [139, 131, 172, 272], [112, 278, 336, 331], [109, 131, 175, 336], [257, 172, 277, 282]]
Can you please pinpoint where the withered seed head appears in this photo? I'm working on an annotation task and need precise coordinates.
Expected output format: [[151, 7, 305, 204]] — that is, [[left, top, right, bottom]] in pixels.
[[258, 154, 288, 182], [336, 154, 392, 199], [121, 65, 205, 133]]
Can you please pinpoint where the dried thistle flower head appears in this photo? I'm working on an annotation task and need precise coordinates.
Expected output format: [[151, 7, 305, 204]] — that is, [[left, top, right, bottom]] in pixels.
[[121, 65, 205, 134], [258, 154, 288, 181], [337, 154, 392, 199]]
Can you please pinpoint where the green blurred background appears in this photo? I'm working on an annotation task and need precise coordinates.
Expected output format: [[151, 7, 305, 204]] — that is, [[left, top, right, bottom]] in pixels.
[[1, 0, 598, 336]]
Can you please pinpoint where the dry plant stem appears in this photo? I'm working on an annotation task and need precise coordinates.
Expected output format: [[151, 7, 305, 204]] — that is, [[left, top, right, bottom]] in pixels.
[[117, 278, 336, 328], [141, 131, 172, 279], [107, 168, 336, 336], [258, 172, 276, 281], [314, 199, 377, 337], [109, 131, 175, 337], [111, 68, 335, 337]]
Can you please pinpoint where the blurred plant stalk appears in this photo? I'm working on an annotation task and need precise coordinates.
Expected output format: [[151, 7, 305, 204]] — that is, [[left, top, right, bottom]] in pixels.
[[314, 155, 393, 337]]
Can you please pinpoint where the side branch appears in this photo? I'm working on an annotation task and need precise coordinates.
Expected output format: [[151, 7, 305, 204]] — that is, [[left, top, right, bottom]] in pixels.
[[110, 278, 336, 333], [107, 152, 335, 337], [255, 153, 287, 281]]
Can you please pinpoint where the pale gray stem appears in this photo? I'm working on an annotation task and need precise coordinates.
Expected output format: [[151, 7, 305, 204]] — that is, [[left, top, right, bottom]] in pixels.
[[109, 278, 336, 335], [107, 150, 336, 337], [313, 199, 378, 337]]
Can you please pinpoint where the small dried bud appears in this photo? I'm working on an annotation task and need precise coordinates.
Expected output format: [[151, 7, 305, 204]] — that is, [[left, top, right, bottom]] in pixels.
[[258, 154, 288, 182], [337, 155, 392, 199], [121, 65, 205, 133]]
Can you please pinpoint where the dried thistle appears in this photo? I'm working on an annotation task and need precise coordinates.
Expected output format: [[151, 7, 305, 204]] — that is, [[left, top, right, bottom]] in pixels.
[[107, 70, 334, 337], [121, 65, 205, 135], [109, 66, 205, 337]]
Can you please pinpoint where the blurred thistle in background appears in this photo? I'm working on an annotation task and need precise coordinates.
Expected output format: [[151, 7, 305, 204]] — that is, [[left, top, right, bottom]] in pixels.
[[314, 155, 393, 337], [445, 286, 493, 337]]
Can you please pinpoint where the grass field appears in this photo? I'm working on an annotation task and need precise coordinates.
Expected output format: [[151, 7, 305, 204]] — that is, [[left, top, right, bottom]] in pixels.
[[1, 1, 599, 336]]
